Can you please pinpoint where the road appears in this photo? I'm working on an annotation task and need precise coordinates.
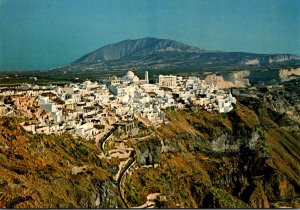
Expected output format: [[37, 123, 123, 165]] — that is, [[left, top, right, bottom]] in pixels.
[[97, 126, 157, 208], [98, 125, 118, 152], [117, 151, 136, 208]]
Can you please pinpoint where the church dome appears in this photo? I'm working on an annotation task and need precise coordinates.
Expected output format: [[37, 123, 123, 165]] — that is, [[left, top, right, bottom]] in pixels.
[[127, 71, 135, 77]]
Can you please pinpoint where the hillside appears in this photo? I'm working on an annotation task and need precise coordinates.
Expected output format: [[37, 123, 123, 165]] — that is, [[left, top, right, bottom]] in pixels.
[[0, 117, 124, 208], [1, 87, 299, 208]]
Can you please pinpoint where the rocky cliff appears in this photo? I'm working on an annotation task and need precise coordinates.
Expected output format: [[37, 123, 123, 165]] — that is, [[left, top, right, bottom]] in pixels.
[[204, 71, 250, 89], [279, 67, 300, 82], [123, 101, 300, 208], [204, 67, 300, 89]]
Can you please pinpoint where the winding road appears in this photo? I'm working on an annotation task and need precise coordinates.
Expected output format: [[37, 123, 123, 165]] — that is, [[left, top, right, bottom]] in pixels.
[[98, 125, 118, 152], [97, 125, 157, 208], [118, 154, 136, 208]]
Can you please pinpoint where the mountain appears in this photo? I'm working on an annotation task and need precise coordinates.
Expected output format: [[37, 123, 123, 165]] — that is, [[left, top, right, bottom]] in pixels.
[[73, 37, 300, 69], [74, 37, 209, 63]]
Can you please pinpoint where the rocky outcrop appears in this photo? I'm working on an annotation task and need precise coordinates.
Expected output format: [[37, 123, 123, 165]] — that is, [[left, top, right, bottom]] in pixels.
[[134, 138, 161, 166], [204, 71, 250, 89], [225, 70, 251, 87], [269, 55, 300, 64], [279, 67, 300, 81], [243, 58, 260, 65], [204, 73, 234, 89], [235, 78, 300, 133], [96, 180, 122, 208], [211, 129, 259, 152]]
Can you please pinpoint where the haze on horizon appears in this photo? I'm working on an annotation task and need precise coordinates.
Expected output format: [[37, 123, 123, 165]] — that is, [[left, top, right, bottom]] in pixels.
[[0, 0, 299, 71]]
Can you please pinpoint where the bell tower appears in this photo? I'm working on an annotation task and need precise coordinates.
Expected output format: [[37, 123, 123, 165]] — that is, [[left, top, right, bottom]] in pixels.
[[145, 71, 149, 84]]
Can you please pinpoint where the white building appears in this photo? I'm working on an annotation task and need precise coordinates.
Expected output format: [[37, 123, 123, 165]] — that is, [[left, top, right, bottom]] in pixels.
[[158, 75, 177, 88], [140, 84, 160, 93], [109, 84, 136, 97]]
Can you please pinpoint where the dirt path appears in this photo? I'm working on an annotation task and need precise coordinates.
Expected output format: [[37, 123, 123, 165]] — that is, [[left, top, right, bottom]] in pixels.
[[99, 128, 158, 208]]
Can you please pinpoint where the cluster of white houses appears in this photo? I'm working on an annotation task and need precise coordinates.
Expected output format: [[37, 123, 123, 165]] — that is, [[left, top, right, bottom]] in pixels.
[[0, 71, 236, 140]]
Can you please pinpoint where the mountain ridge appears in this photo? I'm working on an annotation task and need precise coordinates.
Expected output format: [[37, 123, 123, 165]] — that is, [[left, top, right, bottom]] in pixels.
[[73, 37, 300, 68]]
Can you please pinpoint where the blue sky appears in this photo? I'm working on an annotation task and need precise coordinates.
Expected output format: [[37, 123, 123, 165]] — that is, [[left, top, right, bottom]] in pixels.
[[0, 0, 299, 70]]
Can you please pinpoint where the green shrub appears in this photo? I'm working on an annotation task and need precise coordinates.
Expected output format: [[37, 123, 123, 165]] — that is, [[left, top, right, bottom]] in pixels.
[[231, 103, 237, 111], [94, 124, 105, 130], [155, 199, 167, 208], [0, 153, 7, 161], [258, 128, 266, 140], [40, 173, 53, 182], [13, 178, 21, 184], [78, 145, 89, 155], [221, 113, 228, 119], [261, 140, 271, 149], [58, 139, 67, 149], [113, 130, 121, 138]]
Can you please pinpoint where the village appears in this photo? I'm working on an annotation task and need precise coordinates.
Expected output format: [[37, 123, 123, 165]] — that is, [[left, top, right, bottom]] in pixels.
[[0, 71, 236, 141]]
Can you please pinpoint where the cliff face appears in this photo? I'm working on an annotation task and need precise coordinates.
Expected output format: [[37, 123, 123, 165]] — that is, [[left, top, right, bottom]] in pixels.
[[279, 67, 300, 82], [204, 73, 235, 89], [269, 55, 300, 64], [204, 71, 250, 89], [204, 68, 300, 89], [125, 102, 300, 208]]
